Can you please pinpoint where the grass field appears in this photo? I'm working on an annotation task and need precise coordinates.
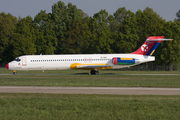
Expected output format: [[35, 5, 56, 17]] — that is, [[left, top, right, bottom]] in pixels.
[[1, 74, 180, 87], [1, 67, 180, 74], [0, 68, 180, 87], [1, 68, 180, 119], [0, 94, 180, 120]]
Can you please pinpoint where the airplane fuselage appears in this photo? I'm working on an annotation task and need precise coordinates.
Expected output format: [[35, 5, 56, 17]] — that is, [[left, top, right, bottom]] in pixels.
[[7, 54, 154, 71]]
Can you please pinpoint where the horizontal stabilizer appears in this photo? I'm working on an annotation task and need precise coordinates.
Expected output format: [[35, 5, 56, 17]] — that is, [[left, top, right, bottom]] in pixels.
[[147, 39, 173, 42]]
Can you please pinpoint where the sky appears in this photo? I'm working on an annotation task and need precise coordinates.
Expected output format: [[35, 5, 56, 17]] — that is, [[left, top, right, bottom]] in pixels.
[[0, 0, 180, 21]]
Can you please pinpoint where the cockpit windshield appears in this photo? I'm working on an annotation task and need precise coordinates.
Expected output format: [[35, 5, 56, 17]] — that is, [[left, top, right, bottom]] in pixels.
[[14, 58, 21, 62]]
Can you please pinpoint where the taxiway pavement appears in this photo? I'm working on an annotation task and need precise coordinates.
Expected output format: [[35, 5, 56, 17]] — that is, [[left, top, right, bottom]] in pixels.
[[0, 86, 180, 95]]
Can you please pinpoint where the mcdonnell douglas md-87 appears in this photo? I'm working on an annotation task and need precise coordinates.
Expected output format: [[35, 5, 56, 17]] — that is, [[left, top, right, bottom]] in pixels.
[[5, 36, 172, 75]]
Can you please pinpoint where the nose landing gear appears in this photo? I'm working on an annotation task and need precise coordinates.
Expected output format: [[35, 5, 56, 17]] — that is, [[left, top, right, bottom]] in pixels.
[[90, 70, 99, 75]]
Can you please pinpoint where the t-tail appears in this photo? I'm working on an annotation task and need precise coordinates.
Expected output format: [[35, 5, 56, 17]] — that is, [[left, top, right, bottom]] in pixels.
[[131, 36, 173, 56]]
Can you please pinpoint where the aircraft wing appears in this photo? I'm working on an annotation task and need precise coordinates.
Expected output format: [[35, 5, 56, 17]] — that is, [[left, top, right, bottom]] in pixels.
[[76, 65, 117, 69]]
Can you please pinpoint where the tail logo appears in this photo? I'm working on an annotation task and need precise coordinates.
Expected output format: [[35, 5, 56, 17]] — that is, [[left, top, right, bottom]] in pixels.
[[141, 44, 148, 52], [131, 36, 172, 55]]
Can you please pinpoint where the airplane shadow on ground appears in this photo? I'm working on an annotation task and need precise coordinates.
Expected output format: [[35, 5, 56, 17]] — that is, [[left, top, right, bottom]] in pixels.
[[73, 73, 90, 75], [73, 73, 116, 75]]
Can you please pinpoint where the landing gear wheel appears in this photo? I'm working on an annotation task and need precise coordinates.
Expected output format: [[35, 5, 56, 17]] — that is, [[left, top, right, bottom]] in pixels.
[[90, 70, 95, 75], [90, 70, 99, 75], [95, 71, 99, 75], [13, 72, 17, 75]]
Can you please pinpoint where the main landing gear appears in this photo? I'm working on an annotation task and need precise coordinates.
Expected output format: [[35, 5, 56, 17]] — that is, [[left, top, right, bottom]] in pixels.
[[13, 70, 17, 75], [90, 70, 99, 75]]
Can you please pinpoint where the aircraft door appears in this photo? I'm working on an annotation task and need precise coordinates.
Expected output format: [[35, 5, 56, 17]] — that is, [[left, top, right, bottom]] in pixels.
[[22, 57, 27, 66]]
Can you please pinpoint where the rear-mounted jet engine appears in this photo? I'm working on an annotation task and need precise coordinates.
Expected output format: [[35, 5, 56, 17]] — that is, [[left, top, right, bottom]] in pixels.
[[112, 57, 140, 65]]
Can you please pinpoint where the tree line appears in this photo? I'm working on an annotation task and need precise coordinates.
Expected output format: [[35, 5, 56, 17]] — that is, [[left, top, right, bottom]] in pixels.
[[0, 1, 180, 65]]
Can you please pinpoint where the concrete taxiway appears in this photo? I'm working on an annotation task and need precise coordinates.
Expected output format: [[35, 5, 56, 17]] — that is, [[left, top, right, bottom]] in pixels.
[[0, 86, 180, 95]]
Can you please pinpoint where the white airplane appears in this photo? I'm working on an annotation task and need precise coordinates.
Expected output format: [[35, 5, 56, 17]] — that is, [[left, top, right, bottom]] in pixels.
[[5, 36, 172, 75]]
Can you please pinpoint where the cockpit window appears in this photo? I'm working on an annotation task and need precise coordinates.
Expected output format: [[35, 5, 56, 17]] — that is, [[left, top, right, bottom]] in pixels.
[[14, 58, 21, 62]]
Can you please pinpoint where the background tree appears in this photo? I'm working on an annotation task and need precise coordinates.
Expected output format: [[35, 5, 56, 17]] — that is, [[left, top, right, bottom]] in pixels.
[[136, 7, 165, 46], [34, 10, 57, 55], [113, 7, 132, 32], [112, 10, 139, 53], [61, 18, 82, 54], [156, 21, 180, 67], [58, 12, 90, 54], [0, 12, 17, 62], [12, 16, 36, 58], [90, 9, 114, 53], [175, 10, 180, 22], [51, 1, 83, 54], [78, 16, 92, 54]]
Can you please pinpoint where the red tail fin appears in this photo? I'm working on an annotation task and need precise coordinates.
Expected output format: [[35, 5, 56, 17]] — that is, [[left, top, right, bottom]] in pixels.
[[131, 36, 172, 56]]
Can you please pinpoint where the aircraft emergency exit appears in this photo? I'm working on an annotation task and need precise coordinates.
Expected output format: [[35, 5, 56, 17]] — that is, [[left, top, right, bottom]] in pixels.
[[5, 36, 173, 75]]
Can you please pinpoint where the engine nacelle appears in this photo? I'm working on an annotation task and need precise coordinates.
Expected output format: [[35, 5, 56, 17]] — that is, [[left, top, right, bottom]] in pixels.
[[112, 57, 140, 65]]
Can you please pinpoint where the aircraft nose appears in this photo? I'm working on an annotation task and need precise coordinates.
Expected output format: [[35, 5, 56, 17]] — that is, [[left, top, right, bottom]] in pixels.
[[5, 63, 9, 69]]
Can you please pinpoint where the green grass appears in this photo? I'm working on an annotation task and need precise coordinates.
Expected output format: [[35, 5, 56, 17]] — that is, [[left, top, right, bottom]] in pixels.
[[1, 67, 180, 74], [1, 68, 180, 87], [0, 74, 180, 87], [0, 93, 180, 120], [1, 68, 180, 119]]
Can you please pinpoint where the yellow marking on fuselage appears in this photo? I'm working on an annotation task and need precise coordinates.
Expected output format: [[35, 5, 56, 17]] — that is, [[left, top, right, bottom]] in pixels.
[[121, 58, 133, 60], [150, 50, 155, 56], [70, 63, 113, 70]]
